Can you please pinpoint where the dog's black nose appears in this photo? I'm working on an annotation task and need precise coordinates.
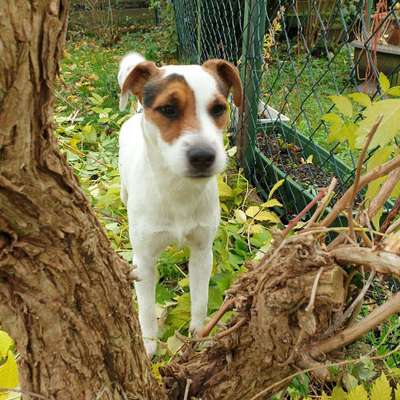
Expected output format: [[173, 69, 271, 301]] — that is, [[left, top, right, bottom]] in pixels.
[[187, 146, 216, 170]]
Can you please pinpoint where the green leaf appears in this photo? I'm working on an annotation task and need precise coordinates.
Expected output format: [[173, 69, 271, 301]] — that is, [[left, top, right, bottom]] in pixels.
[[321, 112, 343, 125], [356, 99, 400, 148], [329, 95, 353, 117], [370, 373, 392, 400], [348, 92, 371, 108], [379, 72, 390, 93], [268, 179, 285, 199], [331, 386, 347, 400], [347, 385, 369, 400], [387, 86, 400, 97]]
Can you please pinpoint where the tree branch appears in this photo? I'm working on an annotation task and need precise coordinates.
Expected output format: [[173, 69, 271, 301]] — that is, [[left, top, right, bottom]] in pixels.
[[309, 292, 400, 356], [321, 154, 400, 228], [330, 246, 400, 276]]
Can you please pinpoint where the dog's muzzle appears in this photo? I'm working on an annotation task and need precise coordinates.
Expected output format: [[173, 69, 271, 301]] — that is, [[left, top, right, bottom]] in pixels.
[[187, 145, 216, 177]]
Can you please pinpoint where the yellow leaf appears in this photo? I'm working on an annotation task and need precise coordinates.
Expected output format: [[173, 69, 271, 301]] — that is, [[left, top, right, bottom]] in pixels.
[[0, 351, 19, 389], [379, 72, 390, 93], [357, 99, 400, 148], [254, 210, 280, 223], [347, 385, 369, 400], [331, 386, 347, 400], [246, 206, 260, 218], [395, 384, 400, 400], [370, 373, 392, 400], [329, 95, 353, 117], [0, 332, 13, 359], [262, 198, 282, 208], [366, 146, 393, 172], [305, 154, 313, 164], [167, 334, 183, 354], [320, 392, 330, 400], [348, 92, 371, 108], [268, 179, 285, 199], [248, 224, 264, 234], [234, 209, 247, 223], [321, 112, 343, 125], [218, 177, 233, 198], [387, 86, 400, 97]]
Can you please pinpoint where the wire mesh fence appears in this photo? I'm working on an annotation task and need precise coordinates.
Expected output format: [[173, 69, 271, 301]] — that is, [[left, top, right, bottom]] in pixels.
[[173, 0, 400, 221]]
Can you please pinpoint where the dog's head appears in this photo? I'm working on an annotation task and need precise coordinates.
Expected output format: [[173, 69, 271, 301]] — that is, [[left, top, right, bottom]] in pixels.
[[119, 54, 243, 179]]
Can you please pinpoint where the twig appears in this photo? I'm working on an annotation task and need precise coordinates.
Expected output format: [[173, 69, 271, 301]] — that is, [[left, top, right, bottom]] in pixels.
[[309, 292, 400, 356], [330, 246, 400, 276], [387, 217, 400, 234], [183, 379, 192, 400], [305, 178, 337, 227], [216, 317, 247, 339], [321, 154, 400, 228], [305, 267, 324, 313], [368, 168, 400, 219], [330, 269, 375, 333], [380, 197, 400, 235], [347, 208, 356, 242], [282, 189, 326, 237], [198, 298, 235, 338], [350, 116, 383, 208]]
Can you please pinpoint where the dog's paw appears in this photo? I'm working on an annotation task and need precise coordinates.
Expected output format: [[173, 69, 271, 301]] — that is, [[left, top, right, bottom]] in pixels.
[[144, 338, 157, 358]]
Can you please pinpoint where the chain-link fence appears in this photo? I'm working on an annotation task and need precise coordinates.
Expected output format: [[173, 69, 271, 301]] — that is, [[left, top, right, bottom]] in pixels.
[[173, 0, 400, 222]]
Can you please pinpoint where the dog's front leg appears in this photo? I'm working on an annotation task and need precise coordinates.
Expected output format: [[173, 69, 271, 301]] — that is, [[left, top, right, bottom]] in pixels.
[[133, 249, 159, 356], [187, 233, 213, 333]]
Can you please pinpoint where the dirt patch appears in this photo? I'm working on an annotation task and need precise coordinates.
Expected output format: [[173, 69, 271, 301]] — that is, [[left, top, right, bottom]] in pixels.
[[256, 131, 361, 204]]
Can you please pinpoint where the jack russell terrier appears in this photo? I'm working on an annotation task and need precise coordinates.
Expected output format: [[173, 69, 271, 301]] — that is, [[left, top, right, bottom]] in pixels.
[[118, 52, 243, 356]]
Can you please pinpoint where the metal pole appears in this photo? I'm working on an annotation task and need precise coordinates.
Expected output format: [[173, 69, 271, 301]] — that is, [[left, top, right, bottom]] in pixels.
[[197, 0, 202, 64], [237, 0, 266, 175]]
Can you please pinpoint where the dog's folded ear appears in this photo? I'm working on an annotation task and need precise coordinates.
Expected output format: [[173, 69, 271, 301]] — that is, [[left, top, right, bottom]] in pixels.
[[118, 52, 159, 111], [202, 59, 243, 109]]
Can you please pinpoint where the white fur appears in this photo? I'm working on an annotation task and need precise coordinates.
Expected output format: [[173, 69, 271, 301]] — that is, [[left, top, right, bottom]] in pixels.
[[118, 55, 226, 356]]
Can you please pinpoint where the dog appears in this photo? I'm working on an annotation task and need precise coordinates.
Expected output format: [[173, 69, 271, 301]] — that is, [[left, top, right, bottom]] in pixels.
[[117, 52, 242, 356]]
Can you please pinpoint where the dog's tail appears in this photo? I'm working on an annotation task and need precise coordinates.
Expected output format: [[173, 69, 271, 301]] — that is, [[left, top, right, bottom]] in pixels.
[[118, 52, 146, 111]]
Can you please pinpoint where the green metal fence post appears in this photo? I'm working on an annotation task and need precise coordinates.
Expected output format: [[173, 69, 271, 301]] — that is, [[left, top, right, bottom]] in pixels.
[[238, 0, 266, 175]]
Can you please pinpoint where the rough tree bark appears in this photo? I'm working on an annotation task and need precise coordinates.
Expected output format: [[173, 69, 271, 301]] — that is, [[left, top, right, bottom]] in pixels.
[[0, 1, 165, 398]]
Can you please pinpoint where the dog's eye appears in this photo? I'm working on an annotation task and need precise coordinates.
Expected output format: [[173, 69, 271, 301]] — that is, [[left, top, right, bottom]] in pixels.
[[210, 104, 226, 117], [157, 105, 179, 119]]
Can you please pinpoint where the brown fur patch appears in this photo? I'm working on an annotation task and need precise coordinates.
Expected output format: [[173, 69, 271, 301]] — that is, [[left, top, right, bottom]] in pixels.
[[202, 59, 243, 108], [122, 61, 161, 103], [208, 94, 229, 130], [144, 75, 199, 144]]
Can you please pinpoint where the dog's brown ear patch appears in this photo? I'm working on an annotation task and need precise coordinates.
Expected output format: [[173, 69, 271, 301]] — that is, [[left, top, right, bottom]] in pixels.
[[202, 59, 243, 108], [122, 61, 159, 102]]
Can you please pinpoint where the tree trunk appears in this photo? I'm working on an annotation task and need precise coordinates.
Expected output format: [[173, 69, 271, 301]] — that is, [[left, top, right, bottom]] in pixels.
[[0, 1, 165, 398]]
